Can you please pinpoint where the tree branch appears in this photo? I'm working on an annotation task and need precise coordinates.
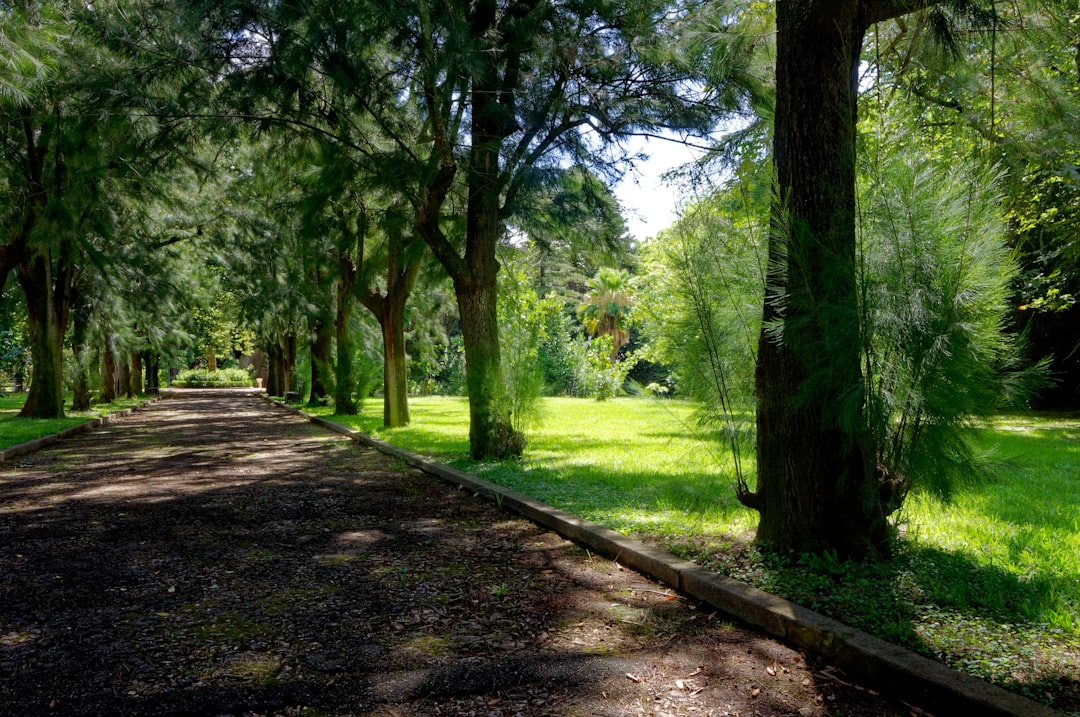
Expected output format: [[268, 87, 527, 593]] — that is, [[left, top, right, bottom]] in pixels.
[[861, 0, 934, 29]]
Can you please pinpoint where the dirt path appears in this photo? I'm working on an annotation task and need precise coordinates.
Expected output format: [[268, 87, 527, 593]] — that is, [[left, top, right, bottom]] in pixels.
[[0, 391, 911, 716]]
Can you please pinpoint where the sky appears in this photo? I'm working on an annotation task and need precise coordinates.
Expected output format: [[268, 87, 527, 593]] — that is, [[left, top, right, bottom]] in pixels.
[[612, 135, 707, 242]]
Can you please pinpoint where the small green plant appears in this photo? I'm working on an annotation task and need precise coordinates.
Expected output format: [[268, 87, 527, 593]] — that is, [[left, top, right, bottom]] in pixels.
[[489, 583, 510, 598]]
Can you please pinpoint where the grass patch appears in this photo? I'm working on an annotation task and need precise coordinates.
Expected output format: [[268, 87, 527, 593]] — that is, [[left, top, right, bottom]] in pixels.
[[0, 393, 151, 450], [310, 395, 1080, 706]]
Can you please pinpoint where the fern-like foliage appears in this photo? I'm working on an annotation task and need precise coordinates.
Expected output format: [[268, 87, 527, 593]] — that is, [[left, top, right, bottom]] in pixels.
[[859, 150, 1048, 503]]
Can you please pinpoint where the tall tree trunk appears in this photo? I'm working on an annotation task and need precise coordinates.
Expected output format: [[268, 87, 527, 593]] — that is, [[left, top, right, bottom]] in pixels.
[[308, 310, 333, 406], [380, 304, 410, 427], [747, 0, 896, 559], [457, 1, 522, 459], [131, 353, 143, 396], [365, 287, 413, 428], [144, 352, 159, 392], [284, 331, 297, 397], [334, 280, 358, 415], [101, 338, 117, 404], [71, 298, 92, 412], [360, 223, 420, 429], [16, 254, 67, 419], [266, 341, 283, 397], [118, 354, 132, 399]]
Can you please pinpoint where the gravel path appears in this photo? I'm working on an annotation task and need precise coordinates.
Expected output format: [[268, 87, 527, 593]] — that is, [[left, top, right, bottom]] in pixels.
[[0, 391, 910, 716]]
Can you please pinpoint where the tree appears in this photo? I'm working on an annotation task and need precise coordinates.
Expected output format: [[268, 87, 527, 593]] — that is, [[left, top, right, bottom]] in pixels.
[[739, 0, 997, 558], [577, 267, 634, 366], [2, 1, 207, 417]]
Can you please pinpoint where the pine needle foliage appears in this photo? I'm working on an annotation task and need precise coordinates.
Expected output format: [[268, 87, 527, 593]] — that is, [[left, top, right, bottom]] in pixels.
[[858, 141, 1048, 503]]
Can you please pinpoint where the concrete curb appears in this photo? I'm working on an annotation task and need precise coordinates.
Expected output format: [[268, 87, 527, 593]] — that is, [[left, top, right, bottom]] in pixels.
[[270, 397, 1064, 716], [0, 396, 163, 463]]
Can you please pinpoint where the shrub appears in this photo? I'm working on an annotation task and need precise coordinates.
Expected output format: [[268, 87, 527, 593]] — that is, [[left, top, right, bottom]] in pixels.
[[173, 367, 253, 388]]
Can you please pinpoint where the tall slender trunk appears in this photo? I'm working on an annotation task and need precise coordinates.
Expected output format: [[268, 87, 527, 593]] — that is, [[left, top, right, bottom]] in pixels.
[[308, 310, 333, 406], [16, 253, 67, 419], [266, 341, 283, 397], [131, 354, 143, 396], [101, 337, 117, 404], [144, 352, 159, 392], [334, 278, 358, 415], [284, 331, 297, 397], [457, 2, 521, 459], [748, 0, 888, 559], [365, 288, 412, 428], [118, 355, 132, 399], [360, 224, 420, 428]]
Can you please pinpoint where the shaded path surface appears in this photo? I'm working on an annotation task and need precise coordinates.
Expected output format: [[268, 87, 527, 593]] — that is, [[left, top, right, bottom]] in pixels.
[[0, 392, 908, 716]]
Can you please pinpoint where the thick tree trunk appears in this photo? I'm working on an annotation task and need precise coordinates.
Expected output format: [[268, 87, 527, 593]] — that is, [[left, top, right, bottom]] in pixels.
[[131, 354, 143, 396], [456, 13, 522, 459], [379, 293, 410, 428], [749, 0, 889, 559], [308, 311, 332, 406], [457, 273, 516, 458], [144, 352, 159, 392], [101, 339, 117, 404], [118, 356, 132, 399], [334, 281, 358, 415], [16, 255, 66, 419], [266, 342, 284, 397]]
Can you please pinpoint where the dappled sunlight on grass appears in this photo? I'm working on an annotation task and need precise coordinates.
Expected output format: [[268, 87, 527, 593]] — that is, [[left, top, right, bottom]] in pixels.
[[317, 395, 759, 541], [0, 393, 155, 450]]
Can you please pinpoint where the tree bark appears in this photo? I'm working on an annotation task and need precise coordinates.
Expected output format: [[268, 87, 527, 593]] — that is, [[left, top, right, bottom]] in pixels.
[[144, 352, 159, 392], [266, 341, 284, 397], [16, 253, 67, 419], [118, 354, 132, 399], [101, 338, 117, 404], [749, 0, 889, 559], [453, 0, 524, 459], [307, 309, 333, 406], [334, 278, 358, 415], [360, 222, 420, 429], [131, 353, 143, 396]]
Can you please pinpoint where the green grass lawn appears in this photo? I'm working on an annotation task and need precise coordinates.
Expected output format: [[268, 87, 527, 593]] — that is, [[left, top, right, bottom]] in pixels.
[[312, 395, 1080, 705], [0, 393, 151, 450]]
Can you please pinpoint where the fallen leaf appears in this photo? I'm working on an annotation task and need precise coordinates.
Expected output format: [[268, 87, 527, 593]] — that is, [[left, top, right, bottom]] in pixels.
[[751, 687, 760, 698], [626, 673, 642, 683], [766, 665, 776, 676]]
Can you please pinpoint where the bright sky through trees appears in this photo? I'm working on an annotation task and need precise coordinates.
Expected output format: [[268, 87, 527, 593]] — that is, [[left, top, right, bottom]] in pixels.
[[614, 134, 705, 240]]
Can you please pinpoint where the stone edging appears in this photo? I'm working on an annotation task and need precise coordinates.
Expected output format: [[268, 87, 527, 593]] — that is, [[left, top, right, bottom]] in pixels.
[[0, 396, 164, 463], [299, 398, 1067, 716]]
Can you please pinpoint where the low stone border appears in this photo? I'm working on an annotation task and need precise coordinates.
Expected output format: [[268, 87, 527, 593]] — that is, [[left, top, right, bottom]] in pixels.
[[267, 397, 1065, 717], [0, 396, 163, 463]]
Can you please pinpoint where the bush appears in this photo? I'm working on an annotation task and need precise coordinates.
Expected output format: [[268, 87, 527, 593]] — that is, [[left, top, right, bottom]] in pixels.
[[173, 367, 253, 388]]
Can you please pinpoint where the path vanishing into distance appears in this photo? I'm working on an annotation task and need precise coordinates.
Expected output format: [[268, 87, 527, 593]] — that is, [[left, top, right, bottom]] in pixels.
[[0, 390, 909, 716]]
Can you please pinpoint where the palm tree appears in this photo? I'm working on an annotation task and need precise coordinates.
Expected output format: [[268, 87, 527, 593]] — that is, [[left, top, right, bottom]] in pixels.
[[578, 267, 634, 366]]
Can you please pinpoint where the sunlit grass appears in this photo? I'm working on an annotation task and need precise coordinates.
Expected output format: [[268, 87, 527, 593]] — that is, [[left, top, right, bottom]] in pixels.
[[0, 393, 151, 450], [310, 395, 1080, 703], [311, 396, 759, 538]]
